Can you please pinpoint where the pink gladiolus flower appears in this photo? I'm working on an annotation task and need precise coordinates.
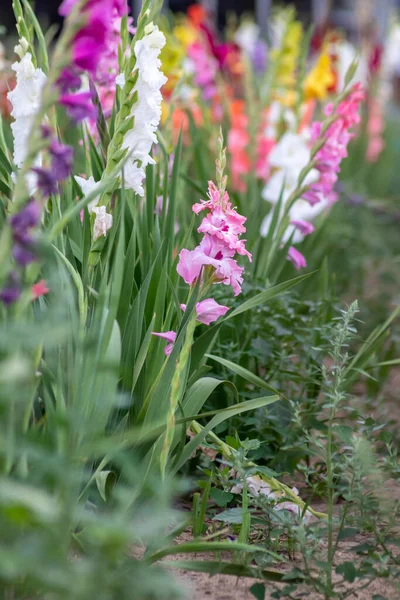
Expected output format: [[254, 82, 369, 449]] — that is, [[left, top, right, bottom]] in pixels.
[[177, 235, 245, 296], [366, 99, 384, 163], [178, 179, 250, 296], [151, 330, 177, 356], [198, 206, 246, 246], [291, 220, 315, 237], [304, 83, 364, 207], [288, 247, 307, 270], [180, 298, 229, 325], [192, 181, 223, 214], [32, 280, 49, 300], [188, 42, 218, 102]]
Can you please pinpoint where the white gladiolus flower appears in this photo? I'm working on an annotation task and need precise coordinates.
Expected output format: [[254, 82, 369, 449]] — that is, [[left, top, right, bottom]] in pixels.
[[331, 40, 368, 92], [234, 21, 260, 56], [92, 206, 113, 240], [7, 51, 46, 169], [115, 73, 126, 88], [260, 131, 322, 241], [121, 22, 167, 196], [14, 37, 29, 60], [231, 475, 311, 520], [74, 175, 100, 212], [75, 176, 113, 240]]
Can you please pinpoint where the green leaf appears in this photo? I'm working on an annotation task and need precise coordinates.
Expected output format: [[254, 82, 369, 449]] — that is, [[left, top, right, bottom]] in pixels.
[[206, 354, 282, 398], [172, 395, 279, 473], [335, 562, 357, 583], [95, 470, 117, 502], [209, 488, 233, 507], [226, 272, 315, 320], [337, 527, 359, 541], [213, 507, 245, 524], [147, 541, 268, 564], [250, 583, 266, 600], [162, 561, 293, 583]]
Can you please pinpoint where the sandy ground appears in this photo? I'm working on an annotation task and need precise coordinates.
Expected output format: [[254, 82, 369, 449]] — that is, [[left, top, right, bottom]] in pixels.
[[167, 519, 400, 600], [164, 442, 400, 599]]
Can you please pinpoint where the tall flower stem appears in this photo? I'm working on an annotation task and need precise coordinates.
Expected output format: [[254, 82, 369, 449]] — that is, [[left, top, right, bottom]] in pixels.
[[160, 308, 198, 478]]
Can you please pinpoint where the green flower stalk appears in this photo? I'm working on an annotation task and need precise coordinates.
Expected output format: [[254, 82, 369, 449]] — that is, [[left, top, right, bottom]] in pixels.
[[189, 420, 326, 520], [160, 308, 198, 478]]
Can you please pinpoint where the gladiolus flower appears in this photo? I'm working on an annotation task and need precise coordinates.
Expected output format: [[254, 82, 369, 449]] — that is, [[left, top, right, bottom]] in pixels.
[[32, 280, 49, 299], [0, 273, 21, 306], [180, 298, 229, 325], [303, 83, 365, 206], [59, 91, 96, 122], [151, 330, 177, 356], [287, 246, 307, 270], [290, 220, 315, 237]]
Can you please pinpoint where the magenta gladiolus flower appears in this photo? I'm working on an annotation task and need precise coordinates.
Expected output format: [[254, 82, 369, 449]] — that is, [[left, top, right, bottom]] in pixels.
[[59, 91, 96, 122], [287, 247, 307, 270], [290, 220, 315, 237], [180, 298, 229, 325], [58, 0, 129, 122], [151, 331, 177, 356]]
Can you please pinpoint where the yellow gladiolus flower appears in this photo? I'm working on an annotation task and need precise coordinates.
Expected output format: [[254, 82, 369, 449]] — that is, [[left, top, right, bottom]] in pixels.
[[160, 33, 185, 76], [173, 24, 197, 48], [304, 52, 335, 100], [275, 20, 303, 89]]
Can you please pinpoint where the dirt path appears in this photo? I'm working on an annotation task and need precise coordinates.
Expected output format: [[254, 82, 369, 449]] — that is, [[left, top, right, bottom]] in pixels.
[[165, 484, 400, 600], [169, 543, 399, 600]]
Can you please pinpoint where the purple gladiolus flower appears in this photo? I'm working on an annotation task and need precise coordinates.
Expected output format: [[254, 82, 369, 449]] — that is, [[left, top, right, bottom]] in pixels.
[[0, 273, 21, 306], [32, 167, 59, 197], [10, 200, 41, 232], [12, 243, 37, 266], [60, 91, 96, 122], [57, 68, 82, 93], [252, 40, 267, 74], [9, 199, 41, 266], [49, 139, 73, 180]]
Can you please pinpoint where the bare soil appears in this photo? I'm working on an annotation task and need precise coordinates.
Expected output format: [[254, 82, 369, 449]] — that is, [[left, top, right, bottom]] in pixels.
[[166, 510, 400, 600], [165, 448, 400, 599]]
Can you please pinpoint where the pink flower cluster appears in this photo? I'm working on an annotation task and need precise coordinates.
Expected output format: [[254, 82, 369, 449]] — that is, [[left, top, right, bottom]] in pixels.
[[188, 43, 218, 102], [366, 98, 384, 163], [177, 181, 251, 296], [303, 83, 365, 207], [58, 0, 128, 122], [152, 181, 251, 356]]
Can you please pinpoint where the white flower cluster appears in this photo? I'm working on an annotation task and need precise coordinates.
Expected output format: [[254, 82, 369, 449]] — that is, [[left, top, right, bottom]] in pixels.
[[260, 130, 328, 243], [231, 475, 311, 520], [8, 51, 46, 169], [74, 175, 112, 241], [121, 23, 167, 196], [234, 21, 260, 57]]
